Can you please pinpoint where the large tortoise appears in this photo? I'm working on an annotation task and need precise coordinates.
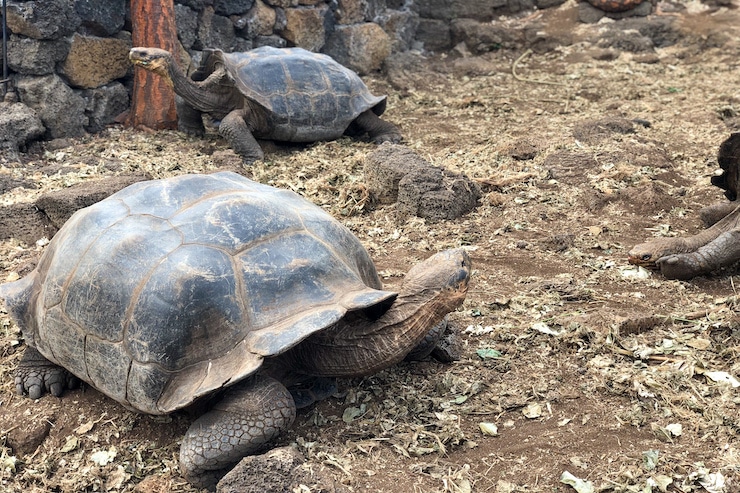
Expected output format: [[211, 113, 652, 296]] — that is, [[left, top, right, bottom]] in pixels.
[[128, 46, 402, 164], [0, 172, 470, 488], [628, 133, 740, 279]]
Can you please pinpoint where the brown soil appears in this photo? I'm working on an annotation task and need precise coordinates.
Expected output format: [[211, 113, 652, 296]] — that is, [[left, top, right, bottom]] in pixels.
[[1, 5, 740, 493]]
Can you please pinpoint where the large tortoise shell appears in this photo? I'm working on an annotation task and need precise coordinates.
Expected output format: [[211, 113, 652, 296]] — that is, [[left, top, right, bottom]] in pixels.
[[194, 47, 387, 141], [0, 172, 396, 414]]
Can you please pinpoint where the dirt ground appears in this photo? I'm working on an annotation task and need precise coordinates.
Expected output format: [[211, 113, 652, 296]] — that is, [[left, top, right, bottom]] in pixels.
[[1, 3, 740, 492]]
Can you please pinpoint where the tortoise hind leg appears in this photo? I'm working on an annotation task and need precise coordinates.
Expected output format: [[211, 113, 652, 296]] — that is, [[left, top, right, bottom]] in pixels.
[[351, 109, 402, 144], [179, 374, 296, 489], [16, 347, 79, 399]]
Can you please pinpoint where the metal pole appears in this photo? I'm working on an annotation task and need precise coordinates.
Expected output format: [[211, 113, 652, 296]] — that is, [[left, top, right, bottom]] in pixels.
[[2, 0, 8, 98]]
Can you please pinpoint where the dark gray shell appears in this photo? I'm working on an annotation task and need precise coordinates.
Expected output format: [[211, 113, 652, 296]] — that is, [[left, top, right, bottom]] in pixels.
[[198, 47, 386, 142], [0, 172, 395, 414]]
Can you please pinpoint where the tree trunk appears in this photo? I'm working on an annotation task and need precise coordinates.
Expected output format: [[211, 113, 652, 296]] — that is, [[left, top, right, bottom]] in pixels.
[[125, 0, 179, 130]]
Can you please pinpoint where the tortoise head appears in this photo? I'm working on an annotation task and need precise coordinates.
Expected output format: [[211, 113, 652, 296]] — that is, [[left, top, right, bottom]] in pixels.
[[627, 244, 659, 268], [129, 47, 175, 81], [402, 248, 471, 312], [627, 238, 686, 269]]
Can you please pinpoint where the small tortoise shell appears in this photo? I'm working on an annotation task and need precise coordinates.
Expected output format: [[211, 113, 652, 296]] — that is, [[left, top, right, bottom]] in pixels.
[[585, 0, 645, 12]]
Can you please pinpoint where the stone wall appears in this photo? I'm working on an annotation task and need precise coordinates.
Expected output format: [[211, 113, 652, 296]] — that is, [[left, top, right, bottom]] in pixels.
[[0, 0, 578, 151], [410, 0, 567, 52], [0, 0, 418, 146]]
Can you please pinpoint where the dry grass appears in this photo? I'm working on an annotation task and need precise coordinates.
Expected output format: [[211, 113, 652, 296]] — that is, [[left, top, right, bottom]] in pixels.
[[1, 5, 740, 492]]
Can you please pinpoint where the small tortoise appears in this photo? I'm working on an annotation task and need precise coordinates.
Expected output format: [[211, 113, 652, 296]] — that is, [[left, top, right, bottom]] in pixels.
[[628, 133, 740, 279], [0, 172, 470, 488], [129, 46, 402, 164], [584, 0, 645, 12]]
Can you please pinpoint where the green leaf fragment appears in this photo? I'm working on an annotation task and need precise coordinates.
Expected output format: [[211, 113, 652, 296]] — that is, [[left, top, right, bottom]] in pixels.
[[476, 348, 502, 359]]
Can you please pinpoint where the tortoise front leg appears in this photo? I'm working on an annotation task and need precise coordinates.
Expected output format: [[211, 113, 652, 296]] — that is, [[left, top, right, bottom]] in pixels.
[[16, 346, 79, 399], [219, 109, 264, 164], [176, 97, 206, 136], [352, 109, 402, 144], [179, 374, 296, 489], [657, 229, 740, 280], [405, 318, 448, 361], [404, 317, 462, 364]]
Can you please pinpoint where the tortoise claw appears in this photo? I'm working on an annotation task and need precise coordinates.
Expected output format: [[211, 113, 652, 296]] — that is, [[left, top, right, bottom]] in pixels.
[[15, 347, 79, 399]]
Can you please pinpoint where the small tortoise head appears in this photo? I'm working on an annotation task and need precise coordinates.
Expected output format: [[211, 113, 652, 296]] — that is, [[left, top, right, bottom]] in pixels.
[[129, 47, 175, 81]]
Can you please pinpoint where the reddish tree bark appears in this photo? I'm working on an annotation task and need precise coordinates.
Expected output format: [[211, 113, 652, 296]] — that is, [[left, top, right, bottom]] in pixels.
[[125, 0, 179, 130]]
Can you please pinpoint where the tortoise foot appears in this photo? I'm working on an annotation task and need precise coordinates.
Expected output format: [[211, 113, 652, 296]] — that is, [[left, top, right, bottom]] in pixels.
[[240, 151, 265, 167], [405, 318, 462, 363], [431, 323, 463, 363], [16, 347, 79, 399], [372, 131, 403, 145], [656, 254, 706, 280], [289, 377, 337, 409], [180, 375, 296, 488], [179, 125, 205, 137]]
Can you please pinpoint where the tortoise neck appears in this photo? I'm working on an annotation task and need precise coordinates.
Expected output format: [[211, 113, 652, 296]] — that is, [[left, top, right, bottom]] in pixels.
[[641, 205, 740, 260], [281, 289, 459, 377], [167, 60, 226, 114], [277, 249, 470, 378]]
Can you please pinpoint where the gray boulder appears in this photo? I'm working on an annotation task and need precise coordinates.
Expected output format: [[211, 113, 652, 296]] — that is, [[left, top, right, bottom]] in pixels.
[[0, 102, 45, 156], [35, 174, 151, 229], [7, 35, 70, 75], [83, 82, 130, 133], [375, 8, 420, 53], [324, 23, 391, 74], [178, 0, 215, 10], [215, 0, 255, 15], [15, 75, 88, 139], [59, 34, 131, 89], [364, 144, 481, 222], [217, 446, 346, 493], [6, 0, 81, 40], [197, 6, 237, 50], [74, 0, 126, 36], [175, 4, 200, 49]]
